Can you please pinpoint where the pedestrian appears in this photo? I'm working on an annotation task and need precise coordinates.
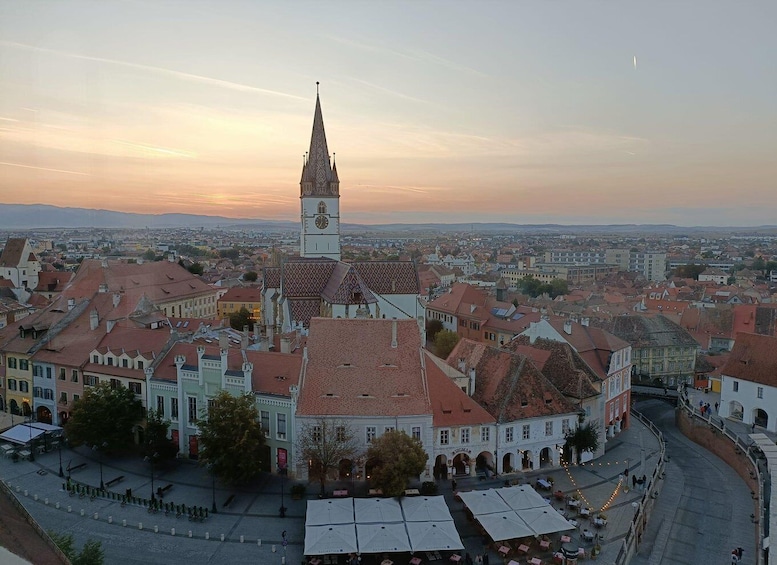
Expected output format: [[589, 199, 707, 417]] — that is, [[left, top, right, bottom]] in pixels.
[[451, 478, 457, 491], [663, 387, 667, 396], [641, 475, 647, 491], [475, 555, 483, 565], [715, 402, 719, 412], [752, 422, 756, 433], [736, 547, 744, 559], [706, 403, 711, 414], [632, 474, 637, 489], [282, 530, 287, 540], [731, 549, 739, 564]]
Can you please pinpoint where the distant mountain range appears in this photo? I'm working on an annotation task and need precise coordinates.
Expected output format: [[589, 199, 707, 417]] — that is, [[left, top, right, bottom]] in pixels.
[[1, 204, 777, 235]]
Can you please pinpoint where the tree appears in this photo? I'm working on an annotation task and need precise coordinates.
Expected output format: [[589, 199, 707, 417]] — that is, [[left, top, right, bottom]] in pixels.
[[187, 262, 204, 276], [197, 390, 266, 485], [563, 421, 600, 465], [426, 319, 444, 342], [144, 409, 178, 462], [49, 532, 104, 565], [244, 270, 258, 282], [434, 329, 460, 359], [366, 430, 428, 497], [297, 418, 360, 495], [228, 306, 253, 330], [672, 264, 706, 280], [65, 382, 143, 451], [142, 249, 157, 261]]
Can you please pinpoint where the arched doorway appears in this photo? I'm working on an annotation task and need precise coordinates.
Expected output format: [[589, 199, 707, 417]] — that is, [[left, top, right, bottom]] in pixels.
[[365, 458, 381, 481], [502, 452, 515, 474], [521, 450, 534, 470], [452, 453, 470, 476], [339, 458, 353, 480], [433, 454, 448, 480], [259, 444, 271, 472], [58, 411, 69, 425], [36, 406, 52, 424], [134, 425, 145, 445], [729, 401, 744, 421], [475, 452, 494, 477], [9, 400, 19, 415], [22, 401, 31, 417], [539, 447, 553, 468], [754, 408, 769, 428]]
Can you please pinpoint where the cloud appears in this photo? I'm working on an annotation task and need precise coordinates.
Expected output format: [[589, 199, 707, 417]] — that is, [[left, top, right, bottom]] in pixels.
[[348, 79, 430, 105], [0, 161, 91, 176], [0, 41, 305, 100]]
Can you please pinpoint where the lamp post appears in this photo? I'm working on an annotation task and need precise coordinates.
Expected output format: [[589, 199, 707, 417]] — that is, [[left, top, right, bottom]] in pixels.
[[27, 413, 35, 462], [58, 439, 64, 478], [279, 465, 287, 518], [145, 452, 158, 501], [208, 464, 217, 514], [92, 442, 107, 490]]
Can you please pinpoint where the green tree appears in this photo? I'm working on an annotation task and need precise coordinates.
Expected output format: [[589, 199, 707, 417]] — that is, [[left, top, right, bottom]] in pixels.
[[244, 270, 258, 282], [197, 390, 266, 485], [298, 418, 360, 496], [673, 264, 706, 280], [366, 430, 428, 497], [434, 329, 460, 359], [142, 248, 157, 261], [49, 532, 104, 565], [65, 382, 143, 450], [563, 421, 600, 465], [548, 279, 569, 298], [228, 306, 253, 330], [144, 409, 178, 462], [426, 319, 444, 342], [187, 262, 204, 275]]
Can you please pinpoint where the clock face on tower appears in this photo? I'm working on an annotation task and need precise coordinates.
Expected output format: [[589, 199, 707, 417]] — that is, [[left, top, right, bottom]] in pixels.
[[315, 215, 329, 229]]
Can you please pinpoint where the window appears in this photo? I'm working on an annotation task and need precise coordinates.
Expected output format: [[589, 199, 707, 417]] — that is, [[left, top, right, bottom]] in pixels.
[[46, 367, 52, 379], [156, 395, 165, 416], [122, 358, 129, 368], [110, 378, 119, 389], [312, 426, 322, 443], [461, 428, 470, 444], [562, 419, 570, 435], [92, 355, 99, 363], [60, 391, 67, 403], [366, 427, 376, 443], [33, 387, 42, 398], [44, 389, 54, 400], [85, 375, 98, 386], [19, 380, 28, 393], [261, 410, 270, 435], [505, 427, 514, 442], [171, 397, 179, 420], [481, 427, 490, 442], [440, 429, 449, 445], [137, 360, 144, 370], [522, 424, 530, 440], [107, 357, 113, 366], [73, 394, 79, 402], [187, 396, 197, 425], [733, 381, 739, 392], [71, 370, 78, 383], [317, 201, 327, 214], [59, 368, 66, 380], [8, 379, 17, 391], [129, 382, 141, 395], [757, 387, 764, 399], [412, 426, 421, 441], [336, 426, 346, 442], [384, 426, 394, 434], [8, 357, 17, 369], [545, 421, 553, 436], [277, 414, 287, 440], [19, 359, 29, 371]]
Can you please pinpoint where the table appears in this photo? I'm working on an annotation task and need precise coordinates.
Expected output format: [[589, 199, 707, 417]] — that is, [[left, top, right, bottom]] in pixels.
[[581, 530, 594, 542], [1, 444, 15, 458], [567, 499, 581, 508], [508, 561, 521, 565], [578, 507, 591, 517], [561, 535, 571, 543], [18, 449, 31, 461], [539, 540, 550, 550], [498, 546, 510, 557], [518, 544, 530, 555], [530, 558, 542, 565], [593, 518, 607, 528], [309, 559, 322, 565], [537, 479, 552, 490], [449, 555, 461, 563], [568, 519, 578, 528], [410, 558, 422, 565]]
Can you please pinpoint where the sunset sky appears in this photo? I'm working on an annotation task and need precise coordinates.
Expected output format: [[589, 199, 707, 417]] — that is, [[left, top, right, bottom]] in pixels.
[[1, 1, 776, 226]]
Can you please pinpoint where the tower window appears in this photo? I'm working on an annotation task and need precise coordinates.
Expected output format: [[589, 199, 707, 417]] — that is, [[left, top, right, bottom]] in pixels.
[[317, 201, 327, 214]]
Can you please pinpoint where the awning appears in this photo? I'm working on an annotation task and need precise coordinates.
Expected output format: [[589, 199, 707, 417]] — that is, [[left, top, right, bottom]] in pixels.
[[0, 424, 46, 445]]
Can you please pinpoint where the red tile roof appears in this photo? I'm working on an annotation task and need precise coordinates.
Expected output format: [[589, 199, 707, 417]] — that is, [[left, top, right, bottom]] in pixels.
[[424, 351, 495, 427], [721, 333, 777, 387]]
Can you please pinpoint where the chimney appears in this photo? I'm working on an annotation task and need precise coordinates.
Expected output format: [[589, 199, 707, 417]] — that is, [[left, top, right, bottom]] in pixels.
[[98, 283, 108, 293], [112, 293, 121, 308], [581, 317, 589, 327], [469, 367, 476, 395], [457, 358, 465, 373], [90, 309, 99, 331], [67, 298, 75, 311], [219, 332, 229, 350], [391, 318, 397, 348], [241, 327, 249, 350], [564, 320, 572, 335], [280, 336, 291, 354]]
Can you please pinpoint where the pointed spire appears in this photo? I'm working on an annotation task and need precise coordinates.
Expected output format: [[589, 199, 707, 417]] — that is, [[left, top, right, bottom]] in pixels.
[[300, 84, 336, 197], [331, 152, 339, 183]]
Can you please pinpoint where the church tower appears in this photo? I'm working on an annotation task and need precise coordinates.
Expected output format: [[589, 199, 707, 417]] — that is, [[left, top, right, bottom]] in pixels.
[[300, 84, 340, 260]]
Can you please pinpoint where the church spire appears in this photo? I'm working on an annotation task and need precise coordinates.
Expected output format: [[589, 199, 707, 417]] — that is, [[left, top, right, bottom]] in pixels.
[[300, 82, 337, 197]]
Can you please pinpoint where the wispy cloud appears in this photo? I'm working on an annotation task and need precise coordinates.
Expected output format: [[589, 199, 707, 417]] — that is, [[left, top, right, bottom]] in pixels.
[[111, 139, 196, 159], [348, 79, 430, 105], [0, 41, 305, 100], [0, 161, 91, 176]]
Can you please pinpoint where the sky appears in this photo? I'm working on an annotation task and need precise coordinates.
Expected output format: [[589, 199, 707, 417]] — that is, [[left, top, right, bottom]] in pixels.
[[1, 1, 776, 227]]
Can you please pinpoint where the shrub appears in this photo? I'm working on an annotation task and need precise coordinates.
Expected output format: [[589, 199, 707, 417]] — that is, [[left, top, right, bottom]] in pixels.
[[420, 481, 438, 495]]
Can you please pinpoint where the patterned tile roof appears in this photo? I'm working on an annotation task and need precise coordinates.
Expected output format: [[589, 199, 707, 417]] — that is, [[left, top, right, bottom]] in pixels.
[[289, 299, 322, 327], [351, 261, 419, 295], [263, 267, 281, 289], [296, 318, 430, 417], [282, 259, 337, 297], [321, 263, 377, 305]]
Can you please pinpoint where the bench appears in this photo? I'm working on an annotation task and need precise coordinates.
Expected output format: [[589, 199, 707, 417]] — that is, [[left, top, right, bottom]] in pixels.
[[223, 494, 236, 508], [68, 463, 87, 473], [156, 484, 173, 498], [105, 475, 125, 488], [333, 489, 349, 497]]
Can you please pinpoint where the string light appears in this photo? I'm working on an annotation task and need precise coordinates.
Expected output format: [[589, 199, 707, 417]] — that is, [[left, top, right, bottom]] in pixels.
[[561, 460, 624, 514]]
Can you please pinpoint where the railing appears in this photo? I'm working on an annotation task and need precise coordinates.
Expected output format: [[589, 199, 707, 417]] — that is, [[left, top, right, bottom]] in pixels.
[[613, 408, 666, 565]]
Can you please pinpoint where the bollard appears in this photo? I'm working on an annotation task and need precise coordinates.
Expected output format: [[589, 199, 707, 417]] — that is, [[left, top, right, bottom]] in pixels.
[[122, 520, 127, 527], [154, 526, 159, 533], [139, 522, 143, 530], [80, 509, 85, 516], [94, 513, 99, 520], [272, 545, 276, 553], [24, 490, 28, 497], [188, 531, 192, 538], [108, 516, 113, 524], [67, 505, 72, 513], [257, 539, 261, 547], [34, 494, 38, 501], [16, 486, 20, 492], [44, 498, 49, 505], [240, 535, 244, 543], [55, 502, 60, 509], [205, 532, 210, 540], [282, 557, 286, 565], [220, 534, 224, 542], [171, 528, 175, 537]]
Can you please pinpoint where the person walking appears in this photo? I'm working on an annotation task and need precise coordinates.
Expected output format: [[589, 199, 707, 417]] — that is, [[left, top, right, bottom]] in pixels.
[[632, 474, 637, 489], [715, 402, 719, 412], [451, 478, 457, 491], [752, 422, 756, 433]]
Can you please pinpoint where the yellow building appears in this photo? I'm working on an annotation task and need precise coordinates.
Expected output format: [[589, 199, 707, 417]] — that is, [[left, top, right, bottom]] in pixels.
[[217, 287, 262, 323]]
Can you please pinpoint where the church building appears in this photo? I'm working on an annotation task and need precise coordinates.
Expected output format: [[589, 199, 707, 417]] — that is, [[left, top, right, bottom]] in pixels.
[[262, 89, 422, 333]]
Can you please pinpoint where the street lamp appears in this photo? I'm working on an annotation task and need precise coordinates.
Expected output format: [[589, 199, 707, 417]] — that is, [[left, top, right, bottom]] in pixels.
[[279, 465, 287, 518], [145, 452, 158, 501], [208, 463, 217, 514], [58, 438, 64, 478], [27, 413, 35, 462], [92, 442, 107, 490]]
